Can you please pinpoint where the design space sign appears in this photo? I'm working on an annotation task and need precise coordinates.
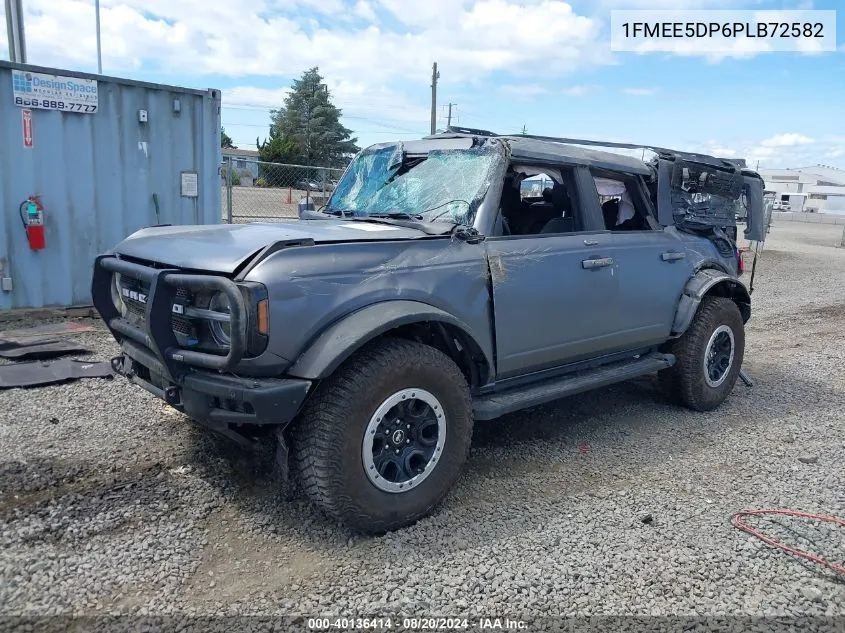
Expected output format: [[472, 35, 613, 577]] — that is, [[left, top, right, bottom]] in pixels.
[[12, 71, 99, 113]]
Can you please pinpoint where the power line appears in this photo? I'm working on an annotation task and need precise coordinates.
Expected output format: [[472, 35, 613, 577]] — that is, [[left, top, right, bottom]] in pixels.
[[223, 114, 425, 135], [223, 97, 430, 112]]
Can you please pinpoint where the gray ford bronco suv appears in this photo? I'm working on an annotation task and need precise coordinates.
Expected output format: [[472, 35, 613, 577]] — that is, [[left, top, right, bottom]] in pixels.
[[92, 127, 766, 534]]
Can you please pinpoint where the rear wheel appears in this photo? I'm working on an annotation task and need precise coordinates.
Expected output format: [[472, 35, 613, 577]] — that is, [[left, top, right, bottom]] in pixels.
[[659, 296, 745, 411], [290, 338, 473, 534]]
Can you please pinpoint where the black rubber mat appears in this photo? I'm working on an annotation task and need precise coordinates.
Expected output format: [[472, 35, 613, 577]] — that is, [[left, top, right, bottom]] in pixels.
[[0, 338, 59, 351], [0, 341, 91, 360], [0, 358, 114, 388]]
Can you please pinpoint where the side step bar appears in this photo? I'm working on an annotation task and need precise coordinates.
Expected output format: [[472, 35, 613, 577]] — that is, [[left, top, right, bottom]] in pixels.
[[472, 352, 675, 421]]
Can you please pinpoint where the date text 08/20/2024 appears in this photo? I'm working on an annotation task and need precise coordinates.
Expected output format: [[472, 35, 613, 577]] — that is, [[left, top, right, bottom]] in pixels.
[[307, 617, 529, 630]]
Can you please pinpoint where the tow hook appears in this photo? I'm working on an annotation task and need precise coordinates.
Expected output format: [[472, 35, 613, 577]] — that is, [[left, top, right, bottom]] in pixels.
[[110, 355, 126, 375], [164, 385, 182, 406]]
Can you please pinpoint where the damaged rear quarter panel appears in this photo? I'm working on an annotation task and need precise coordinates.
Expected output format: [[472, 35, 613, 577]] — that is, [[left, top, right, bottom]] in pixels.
[[242, 236, 493, 371]]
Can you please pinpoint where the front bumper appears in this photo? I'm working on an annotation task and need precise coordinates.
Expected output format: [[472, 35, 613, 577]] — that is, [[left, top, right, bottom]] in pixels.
[[92, 254, 310, 429], [112, 339, 311, 428]]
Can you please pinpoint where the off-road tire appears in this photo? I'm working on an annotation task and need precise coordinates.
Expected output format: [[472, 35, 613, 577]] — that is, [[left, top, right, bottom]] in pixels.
[[290, 338, 473, 534], [659, 296, 745, 411]]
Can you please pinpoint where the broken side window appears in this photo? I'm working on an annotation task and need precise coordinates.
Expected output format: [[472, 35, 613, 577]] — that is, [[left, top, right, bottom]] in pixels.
[[588, 170, 656, 232], [666, 160, 744, 230]]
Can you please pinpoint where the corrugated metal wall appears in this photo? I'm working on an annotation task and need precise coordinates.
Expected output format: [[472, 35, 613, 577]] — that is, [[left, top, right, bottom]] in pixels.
[[0, 62, 222, 310]]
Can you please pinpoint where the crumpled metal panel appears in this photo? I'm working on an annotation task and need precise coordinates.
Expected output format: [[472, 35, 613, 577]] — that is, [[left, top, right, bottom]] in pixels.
[[0, 62, 221, 309], [242, 235, 495, 375]]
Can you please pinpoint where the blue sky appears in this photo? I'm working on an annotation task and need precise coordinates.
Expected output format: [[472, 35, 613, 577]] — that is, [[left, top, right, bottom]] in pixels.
[[3, 0, 843, 167]]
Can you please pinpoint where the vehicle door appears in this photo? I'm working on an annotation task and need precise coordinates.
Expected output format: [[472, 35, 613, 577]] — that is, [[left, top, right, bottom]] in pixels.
[[484, 165, 623, 379], [589, 169, 694, 348]]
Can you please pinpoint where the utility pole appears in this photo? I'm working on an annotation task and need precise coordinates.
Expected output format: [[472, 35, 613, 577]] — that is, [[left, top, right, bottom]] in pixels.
[[430, 62, 439, 135], [446, 103, 457, 128], [5, 0, 27, 63], [95, 0, 103, 73], [521, 124, 527, 135]]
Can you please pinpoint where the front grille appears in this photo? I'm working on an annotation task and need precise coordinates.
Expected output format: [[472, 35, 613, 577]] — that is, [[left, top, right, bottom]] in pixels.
[[119, 276, 197, 342]]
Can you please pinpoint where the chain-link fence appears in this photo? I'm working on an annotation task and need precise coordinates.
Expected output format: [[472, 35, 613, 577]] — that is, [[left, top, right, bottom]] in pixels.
[[220, 157, 346, 223]]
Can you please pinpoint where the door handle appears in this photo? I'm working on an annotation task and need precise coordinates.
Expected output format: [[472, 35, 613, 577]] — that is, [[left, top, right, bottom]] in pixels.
[[661, 251, 686, 262], [583, 239, 599, 246], [582, 257, 614, 269]]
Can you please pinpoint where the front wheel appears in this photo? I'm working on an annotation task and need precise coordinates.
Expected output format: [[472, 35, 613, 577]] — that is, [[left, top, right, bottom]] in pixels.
[[659, 296, 745, 411], [290, 338, 474, 534]]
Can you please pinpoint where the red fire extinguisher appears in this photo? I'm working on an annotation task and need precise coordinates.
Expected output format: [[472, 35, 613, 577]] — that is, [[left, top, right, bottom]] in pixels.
[[19, 195, 45, 251]]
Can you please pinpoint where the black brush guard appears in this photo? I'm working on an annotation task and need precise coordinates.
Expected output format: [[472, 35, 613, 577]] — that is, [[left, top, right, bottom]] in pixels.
[[92, 254, 248, 379], [92, 254, 311, 432]]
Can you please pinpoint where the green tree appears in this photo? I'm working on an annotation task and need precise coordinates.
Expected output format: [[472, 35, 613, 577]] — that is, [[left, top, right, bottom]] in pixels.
[[256, 127, 299, 165], [221, 127, 235, 149], [259, 67, 359, 168]]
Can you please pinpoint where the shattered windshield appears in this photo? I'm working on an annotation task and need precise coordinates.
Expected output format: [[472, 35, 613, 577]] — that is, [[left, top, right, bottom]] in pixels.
[[325, 141, 503, 225]]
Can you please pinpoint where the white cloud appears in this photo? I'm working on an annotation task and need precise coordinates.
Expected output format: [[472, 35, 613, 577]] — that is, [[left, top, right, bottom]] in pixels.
[[329, 81, 431, 125], [498, 84, 551, 98], [638, 130, 842, 170], [562, 84, 597, 96], [352, 0, 377, 21], [760, 133, 815, 147], [9, 0, 606, 85], [223, 87, 291, 108], [2, 0, 610, 149], [622, 87, 657, 96], [691, 133, 841, 169], [598, 0, 737, 6], [221, 80, 433, 147]]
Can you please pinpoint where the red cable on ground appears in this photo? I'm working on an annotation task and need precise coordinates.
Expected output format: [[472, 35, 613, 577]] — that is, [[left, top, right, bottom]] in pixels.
[[731, 509, 845, 575]]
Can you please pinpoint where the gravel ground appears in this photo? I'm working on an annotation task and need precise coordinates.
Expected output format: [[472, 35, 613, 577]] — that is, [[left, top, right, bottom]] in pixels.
[[1, 222, 844, 630]]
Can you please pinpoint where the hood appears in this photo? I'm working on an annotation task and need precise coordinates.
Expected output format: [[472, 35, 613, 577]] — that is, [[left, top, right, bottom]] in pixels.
[[112, 219, 433, 274]]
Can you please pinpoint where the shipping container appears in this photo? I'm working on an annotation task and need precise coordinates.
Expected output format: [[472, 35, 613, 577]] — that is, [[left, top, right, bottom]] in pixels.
[[0, 62, 222, 310]]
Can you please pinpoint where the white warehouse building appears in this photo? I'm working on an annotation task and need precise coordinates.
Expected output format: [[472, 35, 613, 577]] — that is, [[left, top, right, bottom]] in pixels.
[[758, 165, 845, 215]]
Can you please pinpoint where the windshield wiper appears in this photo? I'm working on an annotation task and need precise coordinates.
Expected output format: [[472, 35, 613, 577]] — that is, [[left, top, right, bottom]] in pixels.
[[361, 211, 425, 221], [321, 208, 351, 218]]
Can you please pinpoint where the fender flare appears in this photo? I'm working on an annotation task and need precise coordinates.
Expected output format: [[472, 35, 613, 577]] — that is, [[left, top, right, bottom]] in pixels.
[[670, 269, 751, 337], [286, 300, 493, 380]]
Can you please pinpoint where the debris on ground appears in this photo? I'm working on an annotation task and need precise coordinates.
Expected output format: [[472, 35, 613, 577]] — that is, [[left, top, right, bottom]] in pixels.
[[0, 320, 95, 344], [0, 340, 91, 360], [0, 358, 114, 389], [731, 509, 845, 576]]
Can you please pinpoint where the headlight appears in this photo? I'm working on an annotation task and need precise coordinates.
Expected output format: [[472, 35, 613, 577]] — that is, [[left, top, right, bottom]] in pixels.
[[110, 273, 127, 317], [208, 291, 232, 346]]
